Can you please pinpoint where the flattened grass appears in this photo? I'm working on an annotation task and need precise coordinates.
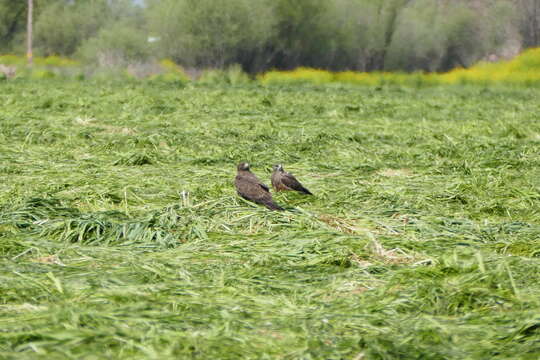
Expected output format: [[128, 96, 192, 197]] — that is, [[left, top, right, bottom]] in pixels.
[[0, 80, 539, 359]]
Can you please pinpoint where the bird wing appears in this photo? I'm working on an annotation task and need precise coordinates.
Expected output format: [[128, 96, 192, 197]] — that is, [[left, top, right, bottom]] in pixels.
[[236, 176, 271, 202], [271, 171, 278, 189], [280, 172, 306, 191], [236, 173, 284, 211], [243, 171, 270, 192]]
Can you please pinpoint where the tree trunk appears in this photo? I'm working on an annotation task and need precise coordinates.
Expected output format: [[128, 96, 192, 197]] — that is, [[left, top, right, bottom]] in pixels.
[[27, 0, 33, 65]]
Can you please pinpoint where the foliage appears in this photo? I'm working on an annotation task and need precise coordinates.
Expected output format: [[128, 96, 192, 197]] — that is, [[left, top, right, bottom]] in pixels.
[[146, 59, 191, 84], [385, 0, 515, 71], [260, 47, 540, 87], [332, 0, 411, 71], [0, 0, 27, 53], [34, 0, 110, 56], [0, 54, 80, 79], [77, 22, 151, 67], [2, 47, 540, 87], [0, 79, 539, 358], [0, 54, 25, 66], [1, 0, 538, 72], [146, 0, 276, 69], [258, 67, 335, 85], [198, 64, 251, 85], [515, 0, 540, 47], [439, 48, 540, 86], [268, 0, 348, 70]]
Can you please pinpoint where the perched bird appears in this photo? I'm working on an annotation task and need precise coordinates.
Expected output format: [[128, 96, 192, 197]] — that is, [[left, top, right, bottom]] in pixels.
[[235, 162, 284, 211], [271, 164, 313, 195]]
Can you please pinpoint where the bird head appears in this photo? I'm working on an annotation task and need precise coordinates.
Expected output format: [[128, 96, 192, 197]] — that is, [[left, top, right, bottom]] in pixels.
[[237, 162, 250, 171], [272, 164, 284, 172]]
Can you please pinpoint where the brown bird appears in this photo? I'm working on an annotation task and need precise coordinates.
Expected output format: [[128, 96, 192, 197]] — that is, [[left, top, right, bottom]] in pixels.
[[235, 162, 284, 211], [271, 164, 313, 195]]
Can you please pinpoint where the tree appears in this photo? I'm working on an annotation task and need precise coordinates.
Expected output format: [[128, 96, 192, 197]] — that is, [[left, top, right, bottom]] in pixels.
[[27, 0, 33, 65], [147, 0, 276, 70], [0, 0, 27, 52], [516, 0, 540, 47], [34, 0, 110, 56], [385, 0, 516, 72], [355, 0, 413, 71]]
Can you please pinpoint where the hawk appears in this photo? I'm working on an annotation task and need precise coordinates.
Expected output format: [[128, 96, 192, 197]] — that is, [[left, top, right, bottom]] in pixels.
[[271, 164, 313, 195], [235, 162, 284, 211]]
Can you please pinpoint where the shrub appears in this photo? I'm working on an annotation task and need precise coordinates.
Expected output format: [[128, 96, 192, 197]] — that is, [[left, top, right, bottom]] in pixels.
[[147, 0, 276, 70], [34, 1, 110, 56], [258, 47, 540, 87], [259, 68, 334, 85], [0, 54, 24, 66], [385, 0, 516, 72], [77, 22, 150, 67], [35, 55, 78, 67], [148, 60, 191, 85], [198, 65, 251, 85]]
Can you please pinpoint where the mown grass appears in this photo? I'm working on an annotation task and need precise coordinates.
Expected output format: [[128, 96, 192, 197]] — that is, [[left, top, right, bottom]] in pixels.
[[0, 79, 539, 359]]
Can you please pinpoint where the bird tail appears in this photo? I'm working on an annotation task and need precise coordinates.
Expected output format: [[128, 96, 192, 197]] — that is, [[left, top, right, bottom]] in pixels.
[[300, 187, 313, 195], [265, 201, 284, 211]]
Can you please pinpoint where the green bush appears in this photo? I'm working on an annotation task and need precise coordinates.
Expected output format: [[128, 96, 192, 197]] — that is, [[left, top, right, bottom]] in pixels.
[[385, 0, 516, 72], [34, 1, 110, 56], [0, 0, 532, 73], [77, 22, 150, 67], [147, 0, 276, 70], [270, 0, 344, 69], [198, 65, 251, 85], [0, 1, 27, 53], [31, 69, 56, 79], [147, 60, 191, 84]]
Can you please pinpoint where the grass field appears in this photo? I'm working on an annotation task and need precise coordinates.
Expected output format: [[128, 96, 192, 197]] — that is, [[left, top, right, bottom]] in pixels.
[[1, 79, 539, 359]]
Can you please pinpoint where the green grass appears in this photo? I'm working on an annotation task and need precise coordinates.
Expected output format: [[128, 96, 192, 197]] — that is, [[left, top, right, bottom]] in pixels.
[[1, 79, 539, 359]]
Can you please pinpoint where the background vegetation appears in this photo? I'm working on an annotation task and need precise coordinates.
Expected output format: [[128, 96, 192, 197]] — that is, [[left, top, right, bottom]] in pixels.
[[2, 47, 540, 87], [0, 78, 539, 359], [1, 0, 540, 72], [260, 47, 540, 87]]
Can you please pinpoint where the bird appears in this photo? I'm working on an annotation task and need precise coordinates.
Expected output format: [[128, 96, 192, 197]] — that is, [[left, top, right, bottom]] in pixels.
[[271, 164, 313, 195], [235, 162, 284, 211]]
